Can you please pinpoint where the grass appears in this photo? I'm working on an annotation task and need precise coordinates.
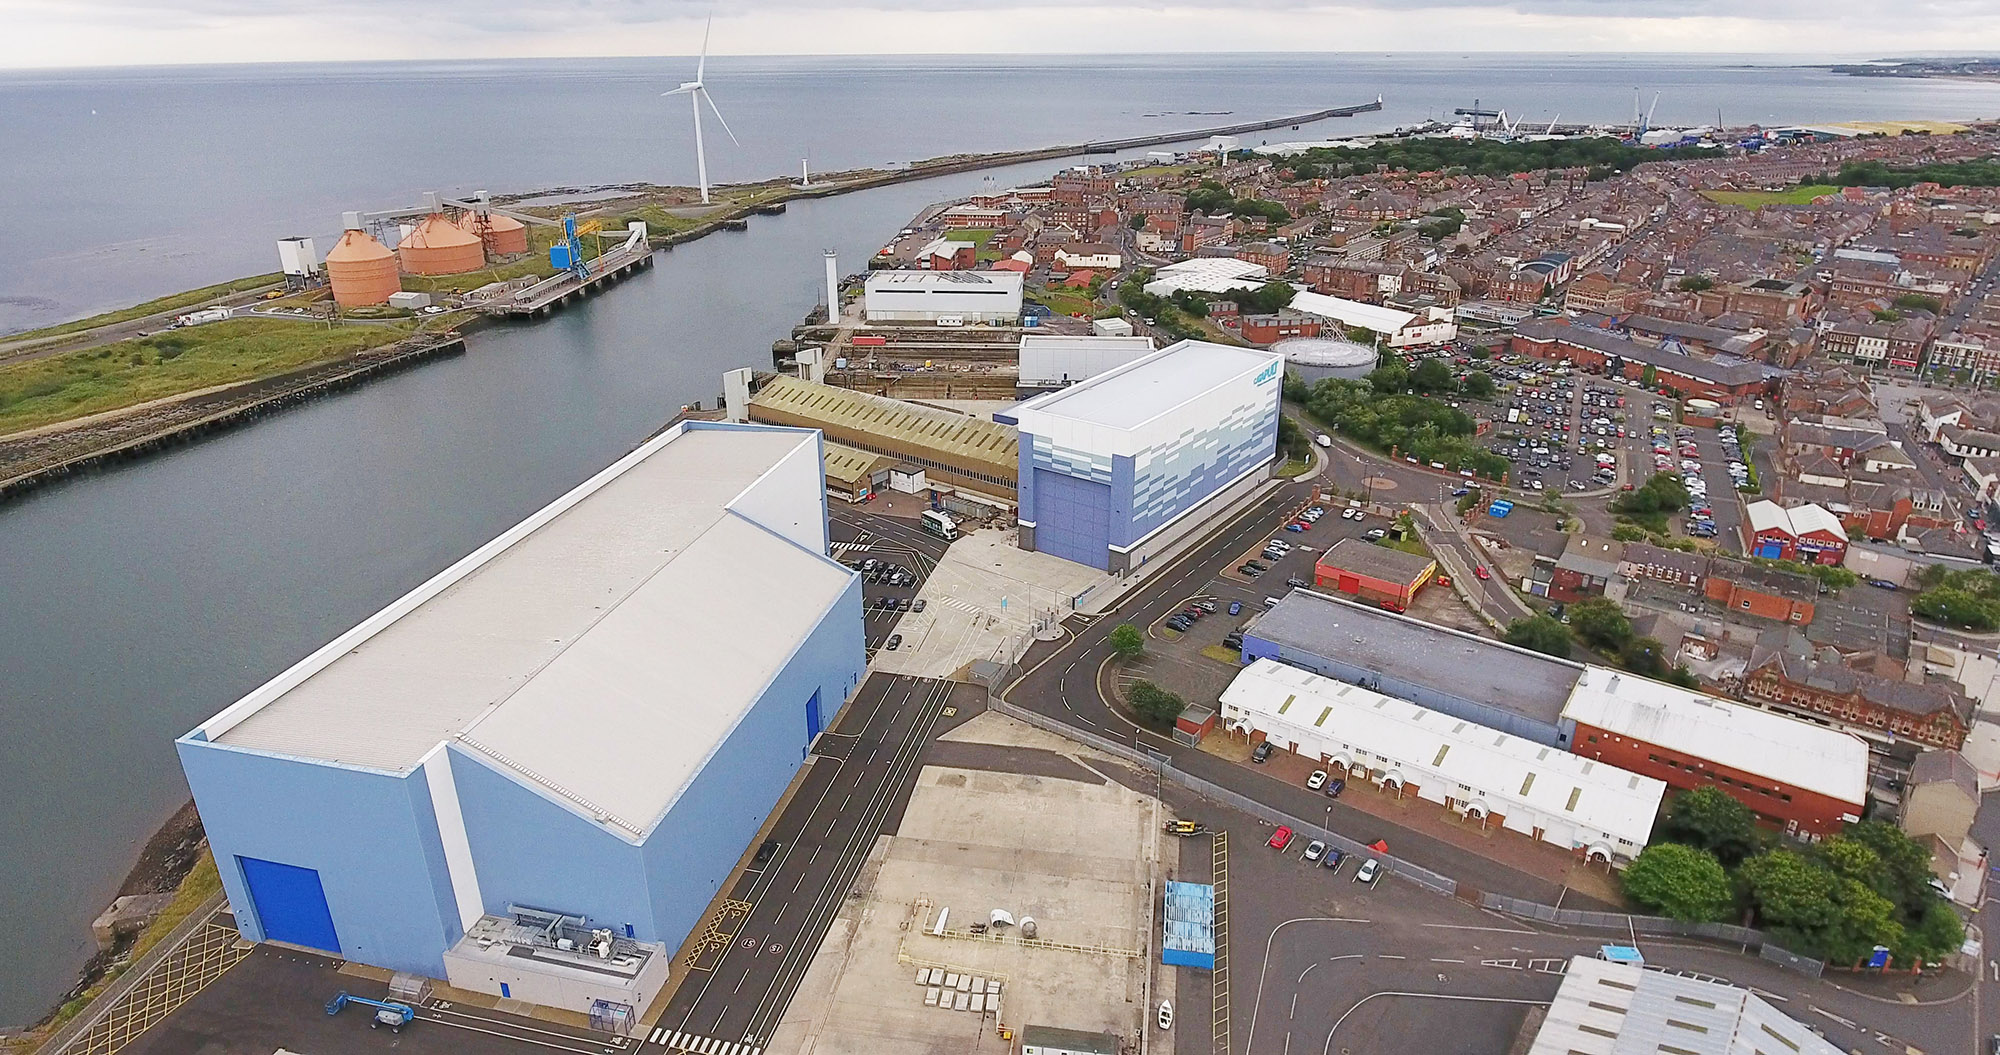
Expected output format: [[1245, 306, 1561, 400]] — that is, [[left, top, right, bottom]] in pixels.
[[4, 274, 286, 344], [948, 227, 997, 247], [1028, 287, 1100, 318], [1276, 458, 1314, 478], [0, 318, 415, 436], [1699, 185, 1839, 208]]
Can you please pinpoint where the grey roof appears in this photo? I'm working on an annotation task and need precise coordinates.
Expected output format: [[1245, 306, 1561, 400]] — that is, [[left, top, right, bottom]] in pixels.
[[1620, 542, 1706, 580], [1557, 536, 1624, 580], [1529, 955, 1839, 1055], [1315, 537, 1438, 586], [1248, 590, 1581, 727], [1513, 318, 1765, 387], [1910, 748, 1979, 798], [1746, 648, 1972, 722], [201, 425, 852, 839], [1018, 1025, 1119, 1054]]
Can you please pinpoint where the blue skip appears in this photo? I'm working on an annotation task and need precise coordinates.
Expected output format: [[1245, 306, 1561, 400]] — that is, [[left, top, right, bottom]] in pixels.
[[325, 991, 416, 1032]]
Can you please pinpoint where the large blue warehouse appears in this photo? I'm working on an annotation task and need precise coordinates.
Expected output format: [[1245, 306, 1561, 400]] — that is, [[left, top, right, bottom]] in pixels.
[[1003, 339, 1282, 572], [176, 421, 865, 1016]]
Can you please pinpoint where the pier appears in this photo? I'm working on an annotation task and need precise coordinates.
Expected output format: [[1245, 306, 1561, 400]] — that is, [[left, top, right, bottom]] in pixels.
[[1080, 97, 1384, 153], [484, 240, 656, 318]]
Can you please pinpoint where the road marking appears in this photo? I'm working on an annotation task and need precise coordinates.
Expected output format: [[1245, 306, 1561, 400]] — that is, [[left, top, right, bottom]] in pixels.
[[1377, 954, 1406, 960], [1481, 959, 1520, 969], [1811, 1006, 1858, 1030], [1429, 958, 1464, 964], [1423, 922, 1535, 934]]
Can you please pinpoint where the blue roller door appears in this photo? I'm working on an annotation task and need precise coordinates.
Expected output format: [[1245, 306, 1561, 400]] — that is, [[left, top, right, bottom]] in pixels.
[[1753, 539, 1784, 559], [1032, 469, 1112, 570], [240, 856, 340, 953]]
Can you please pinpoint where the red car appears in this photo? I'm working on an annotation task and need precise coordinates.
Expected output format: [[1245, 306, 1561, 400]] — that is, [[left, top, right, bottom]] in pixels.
[[1268, 826, 1294, 850], [1474, 565, 1491, 580]]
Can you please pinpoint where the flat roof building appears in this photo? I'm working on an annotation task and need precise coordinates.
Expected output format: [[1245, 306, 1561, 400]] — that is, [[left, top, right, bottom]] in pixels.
[[1311, 537, 1439, 612], [864, 269, 1024, 323], [1222, 660, 1665, 862], [1015, 334, 1158, 392], [1008, 339, 1281, 571], [1141, 257, 1269, 298], [1243, 590, 1584, 746], [177, 422, 867, 1012], [1529, 955, 1839, 1055], [748, 375, 1019, 499], [822, 440, 897, 503], [1287, 290, 1458, 348], [1563, 665, 1868, 837]]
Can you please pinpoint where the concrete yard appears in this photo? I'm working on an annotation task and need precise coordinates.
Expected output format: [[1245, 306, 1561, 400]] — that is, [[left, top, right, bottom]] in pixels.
[[871, 529, 1111, 680], [766, 712, 1166, 1055]]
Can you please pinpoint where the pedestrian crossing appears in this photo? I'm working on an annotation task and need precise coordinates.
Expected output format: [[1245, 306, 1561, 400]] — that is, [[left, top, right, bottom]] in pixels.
[[646, 1026, 762, 1055], [937, 595, 982, 614]]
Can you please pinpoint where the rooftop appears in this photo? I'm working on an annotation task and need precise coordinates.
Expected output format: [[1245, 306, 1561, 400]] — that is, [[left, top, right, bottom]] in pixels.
[[1286, 290, 1420, 335], [1529, 956, 1838, 1055], [749, 375, 1019, 479], [1247, 590, 1582, 728], [1315, 536, 1440, 586], [1224, 661, 1664, 849], [198, 424, 852, 839], [1562, 665, 1869, 808], [1009, 339, 1278, 432]]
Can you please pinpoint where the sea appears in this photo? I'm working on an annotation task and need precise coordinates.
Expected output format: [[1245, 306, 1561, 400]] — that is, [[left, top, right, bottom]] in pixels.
[[1, 52, 1997, 1026]]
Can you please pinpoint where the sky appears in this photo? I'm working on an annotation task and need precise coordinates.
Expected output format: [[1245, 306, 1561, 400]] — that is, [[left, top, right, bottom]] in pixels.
[[2, 1, 1999, 69]]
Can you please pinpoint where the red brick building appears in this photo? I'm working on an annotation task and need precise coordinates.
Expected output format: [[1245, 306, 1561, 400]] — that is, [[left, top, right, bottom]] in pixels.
[[1561, 667, 1868, 838], [1313, 538, 1437, 613], [1740, 649, 1971, 751], [1745, 500, 1848, 565], [1241, 312, 1322, 345], [1702, 559, 1817, 625], [1510, 318, 1767, 404]]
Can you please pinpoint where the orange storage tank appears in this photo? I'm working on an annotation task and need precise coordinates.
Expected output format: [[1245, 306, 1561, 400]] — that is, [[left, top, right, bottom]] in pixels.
[[459, 210, 529, 256], [398, 213, 485, 275], [324, 229, 400, 306]]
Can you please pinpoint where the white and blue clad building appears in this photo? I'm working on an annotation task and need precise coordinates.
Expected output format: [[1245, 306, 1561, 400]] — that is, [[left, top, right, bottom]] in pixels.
[[175, 421, 866, 1014], [1000, 339, 1282, 572]]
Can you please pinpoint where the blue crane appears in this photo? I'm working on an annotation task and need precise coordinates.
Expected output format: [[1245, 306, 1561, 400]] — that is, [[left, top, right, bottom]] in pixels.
[[325, 990, 416, 1032]]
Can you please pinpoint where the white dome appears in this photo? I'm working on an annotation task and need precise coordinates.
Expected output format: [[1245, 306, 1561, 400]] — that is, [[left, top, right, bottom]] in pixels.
[[1275, 336, 1376, 368]]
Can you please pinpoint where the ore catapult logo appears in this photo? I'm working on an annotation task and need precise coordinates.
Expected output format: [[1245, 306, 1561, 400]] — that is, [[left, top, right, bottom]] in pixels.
[[1254, 361, 1281, 386]]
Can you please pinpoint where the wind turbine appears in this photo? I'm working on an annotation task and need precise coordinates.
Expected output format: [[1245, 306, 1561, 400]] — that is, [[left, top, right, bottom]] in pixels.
[[662, 19, 739, 205]]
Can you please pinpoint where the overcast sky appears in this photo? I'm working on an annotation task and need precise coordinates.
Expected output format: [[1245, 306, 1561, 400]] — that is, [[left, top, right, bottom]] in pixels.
[[3, 1, 1997, 69]]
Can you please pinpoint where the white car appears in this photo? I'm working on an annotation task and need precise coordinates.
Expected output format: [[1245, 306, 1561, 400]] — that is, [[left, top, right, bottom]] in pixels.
[[1307, 769, 1328, 790], [1304, 839, 1327, 862], [1354, 858, 1381, 885]]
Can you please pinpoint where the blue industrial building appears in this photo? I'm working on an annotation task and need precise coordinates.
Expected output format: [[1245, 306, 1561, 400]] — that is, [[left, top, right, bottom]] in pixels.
[[1002, 340, 1282, 573], [176, 421, 866, 1014]]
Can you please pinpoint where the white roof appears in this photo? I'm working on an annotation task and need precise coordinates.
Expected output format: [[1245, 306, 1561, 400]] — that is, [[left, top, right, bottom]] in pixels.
[[919, 236, 974, 258], [1142, 258, 1268, 297], [1286, 290, 1419, 335], [1561, 666, 1868, 807], [1530, 956, 1839, 1055], [1745, 499, 1792, 535], [1786, 502, 1846, 538], [201, 424, 851, 838], [865, 269, 1024, 295], [1222, 660, 1665, 847], [1016, 334, 1158, 387], [1011, 339, 1278, 432]]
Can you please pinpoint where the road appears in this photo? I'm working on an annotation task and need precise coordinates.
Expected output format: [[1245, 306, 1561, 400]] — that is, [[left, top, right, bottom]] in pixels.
[[651, 674, 979, 1054]]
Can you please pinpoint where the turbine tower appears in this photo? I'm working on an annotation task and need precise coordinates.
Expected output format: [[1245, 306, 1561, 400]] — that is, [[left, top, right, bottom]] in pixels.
[[662, 18, 739, 205]]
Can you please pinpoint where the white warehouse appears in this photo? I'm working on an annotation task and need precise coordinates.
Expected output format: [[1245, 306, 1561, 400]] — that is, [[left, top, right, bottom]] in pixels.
[[1287, 291, 1458, 348], [864, 270, 1024, 323], [1016, 334, 1157, 392], [1220, 659, 1665, 863], [1142, 258, 1269, 298]]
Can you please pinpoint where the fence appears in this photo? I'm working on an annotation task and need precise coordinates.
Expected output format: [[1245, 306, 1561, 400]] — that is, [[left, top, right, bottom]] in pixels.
[[1758, 943, 1825, 979], [987, 698, 1458, 898], [1479, 893, 1825, 977]]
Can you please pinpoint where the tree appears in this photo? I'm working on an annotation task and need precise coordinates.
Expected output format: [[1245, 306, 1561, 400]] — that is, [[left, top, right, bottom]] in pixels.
[[1503, 615, 1572, 658], [1366, 362, 1409, 394], [1127, 212, 1147, 230], [1462, 371, 1496, 400], [1410, 359, 1458, 394], [1109, 623, 1145, 659], [1898, 898, 1967, 963], [1677, 275, 1715, 292], [1656, 785, 1760, 866], [1841, 821, 1939, 918], [1739, 850, 1841, 942], [1567, 597, 1633, 653], [1126, 680, 1186, 728], [1623, 843, 1733, 922], [1618, 635, 1671, 677]]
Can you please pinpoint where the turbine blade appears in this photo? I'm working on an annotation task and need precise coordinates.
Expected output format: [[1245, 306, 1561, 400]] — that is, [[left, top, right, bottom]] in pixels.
[[662, 86, 695, 96], [697, 17, 711, 83], [702, 90, 740, 147]]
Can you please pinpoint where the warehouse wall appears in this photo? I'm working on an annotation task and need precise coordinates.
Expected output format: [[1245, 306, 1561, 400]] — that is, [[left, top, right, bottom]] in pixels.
[[1237, 637, 1565, 747], [176, 737, 460, 976]]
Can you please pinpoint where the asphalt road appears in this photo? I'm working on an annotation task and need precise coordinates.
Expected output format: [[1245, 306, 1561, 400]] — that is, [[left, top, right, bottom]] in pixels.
[[653, 674, 978, 1053], [830, 508, 949, 653]]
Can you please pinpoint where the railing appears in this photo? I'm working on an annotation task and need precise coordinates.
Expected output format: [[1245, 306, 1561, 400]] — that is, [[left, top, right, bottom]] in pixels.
[[1477, 892, 1825, 977]]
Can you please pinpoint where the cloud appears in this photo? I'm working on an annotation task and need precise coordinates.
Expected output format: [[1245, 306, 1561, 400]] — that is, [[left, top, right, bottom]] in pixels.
[[1, 0, 1997, 68]]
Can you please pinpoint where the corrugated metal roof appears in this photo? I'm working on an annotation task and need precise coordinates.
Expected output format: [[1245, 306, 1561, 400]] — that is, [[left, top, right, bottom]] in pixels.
[[1529, 956, 1841, 1055], [1561, 665, 1869, 807], [749, 376, 1017, 480], [823, 441, 892, 485], [1011, 339, 1278, 431], [1287, 290, 1419, 335], [208, 427, 848, 835]]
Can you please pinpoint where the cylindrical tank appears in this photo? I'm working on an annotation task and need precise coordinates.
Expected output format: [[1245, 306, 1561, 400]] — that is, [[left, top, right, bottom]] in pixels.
[[397, 213, 485, 275], [459, 210, 529, 256], [324, 229, 400, 306]]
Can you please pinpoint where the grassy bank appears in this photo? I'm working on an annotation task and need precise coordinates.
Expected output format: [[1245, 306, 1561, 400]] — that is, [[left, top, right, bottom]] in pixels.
[[0, 319, 415, 436], [1700, 185, 1838, 208], [5, 274, 286, 344]]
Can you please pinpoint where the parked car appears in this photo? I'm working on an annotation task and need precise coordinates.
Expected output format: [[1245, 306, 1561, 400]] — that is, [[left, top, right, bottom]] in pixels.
[[1229, 600, 1243, 615], [912, 599, 927, 613], [885, 634, 902, 650], [1354, 858, 1382, 885], [1364, 528, 1387, 541], [1869, 578, 1899, 590], [1285, 523, 1305, 533], [1324, 778, 1345, 798], [1303, 840, 1327, 863], [1267, 825, 1293, 849], [1322, 847, 1345, 870], [1307, 769, 1328, 790], [1287, 577, 1310, 589], [1163, 819, 1208, 837], [1196, 599, 1218, 613], [1252, 741, 1273, 763], [1222, 631, 1244, 650]]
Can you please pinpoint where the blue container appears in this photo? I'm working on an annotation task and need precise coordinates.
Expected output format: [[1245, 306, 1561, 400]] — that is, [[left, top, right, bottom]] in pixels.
[[550, 244, 575, 270]]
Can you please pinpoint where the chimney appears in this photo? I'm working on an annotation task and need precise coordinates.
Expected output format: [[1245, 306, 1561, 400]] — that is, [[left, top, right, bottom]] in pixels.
[[823, 251, 840, 325]]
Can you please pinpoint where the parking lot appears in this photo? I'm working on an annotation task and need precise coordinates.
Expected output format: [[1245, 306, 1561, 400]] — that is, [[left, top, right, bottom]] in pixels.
[[830, 513, 949, 655], [1486, 357, 1626, 494]]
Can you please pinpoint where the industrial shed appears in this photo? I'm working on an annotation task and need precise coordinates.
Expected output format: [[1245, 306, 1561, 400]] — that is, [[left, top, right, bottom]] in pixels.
[[176, 422, 867, 1013], [1016, 334, 1157, 392], [748, 375, 1020, 500], [1311, 537, 1438, 611], [823, 441, 897, 503], [864, 270, 1024, 323], [1220, 660, 1664, 863]]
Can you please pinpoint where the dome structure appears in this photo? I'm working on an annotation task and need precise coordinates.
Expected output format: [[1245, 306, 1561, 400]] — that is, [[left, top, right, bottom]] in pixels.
[[458, 210, 529, 256], [324, 228, 400, 306], [1273, 336, 1376, 369], [397, 213, 485, 275]]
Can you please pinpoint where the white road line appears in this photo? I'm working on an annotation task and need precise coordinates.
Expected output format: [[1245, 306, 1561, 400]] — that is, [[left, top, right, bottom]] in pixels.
[[1378, 954, 1406, 960], [1423, 922, 1535, 934], [1430, 958, 1465, 964], [650, 1027, 665, 1044]]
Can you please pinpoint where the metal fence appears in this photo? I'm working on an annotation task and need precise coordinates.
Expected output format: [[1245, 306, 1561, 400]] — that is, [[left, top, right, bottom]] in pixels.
[[1758, 942, 1826, 979], [987, 699, 1458, 898], [1479, 892, 1823, 976]]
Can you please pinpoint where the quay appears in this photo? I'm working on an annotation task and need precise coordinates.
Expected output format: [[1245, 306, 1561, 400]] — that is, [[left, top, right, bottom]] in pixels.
[[483, 239, 656, 318], [1081, 96, 1384, 153]]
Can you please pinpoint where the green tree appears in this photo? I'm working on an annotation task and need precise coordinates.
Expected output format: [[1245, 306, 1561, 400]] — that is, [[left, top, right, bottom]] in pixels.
[[1618, 635, 1672, 677], [1841, 821, 1939, 917], [1109, 623, 1145, 659], [1567, 597, 1633, 653], [1410, 358, 1458, 394], [1677, 275, 1714, 292], [1898, 898, 1967, 963], [1127, 212, 1147, 230], [1503, 615, 1572, 658], [1366, 362, 1409, 394], [1622, 843, 1733, 922], [1656, 786, 1760, 866], [1126, 680, 1186, 728], [1461, 371, 1496, 400], [1739, 850, 1841, 943]]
